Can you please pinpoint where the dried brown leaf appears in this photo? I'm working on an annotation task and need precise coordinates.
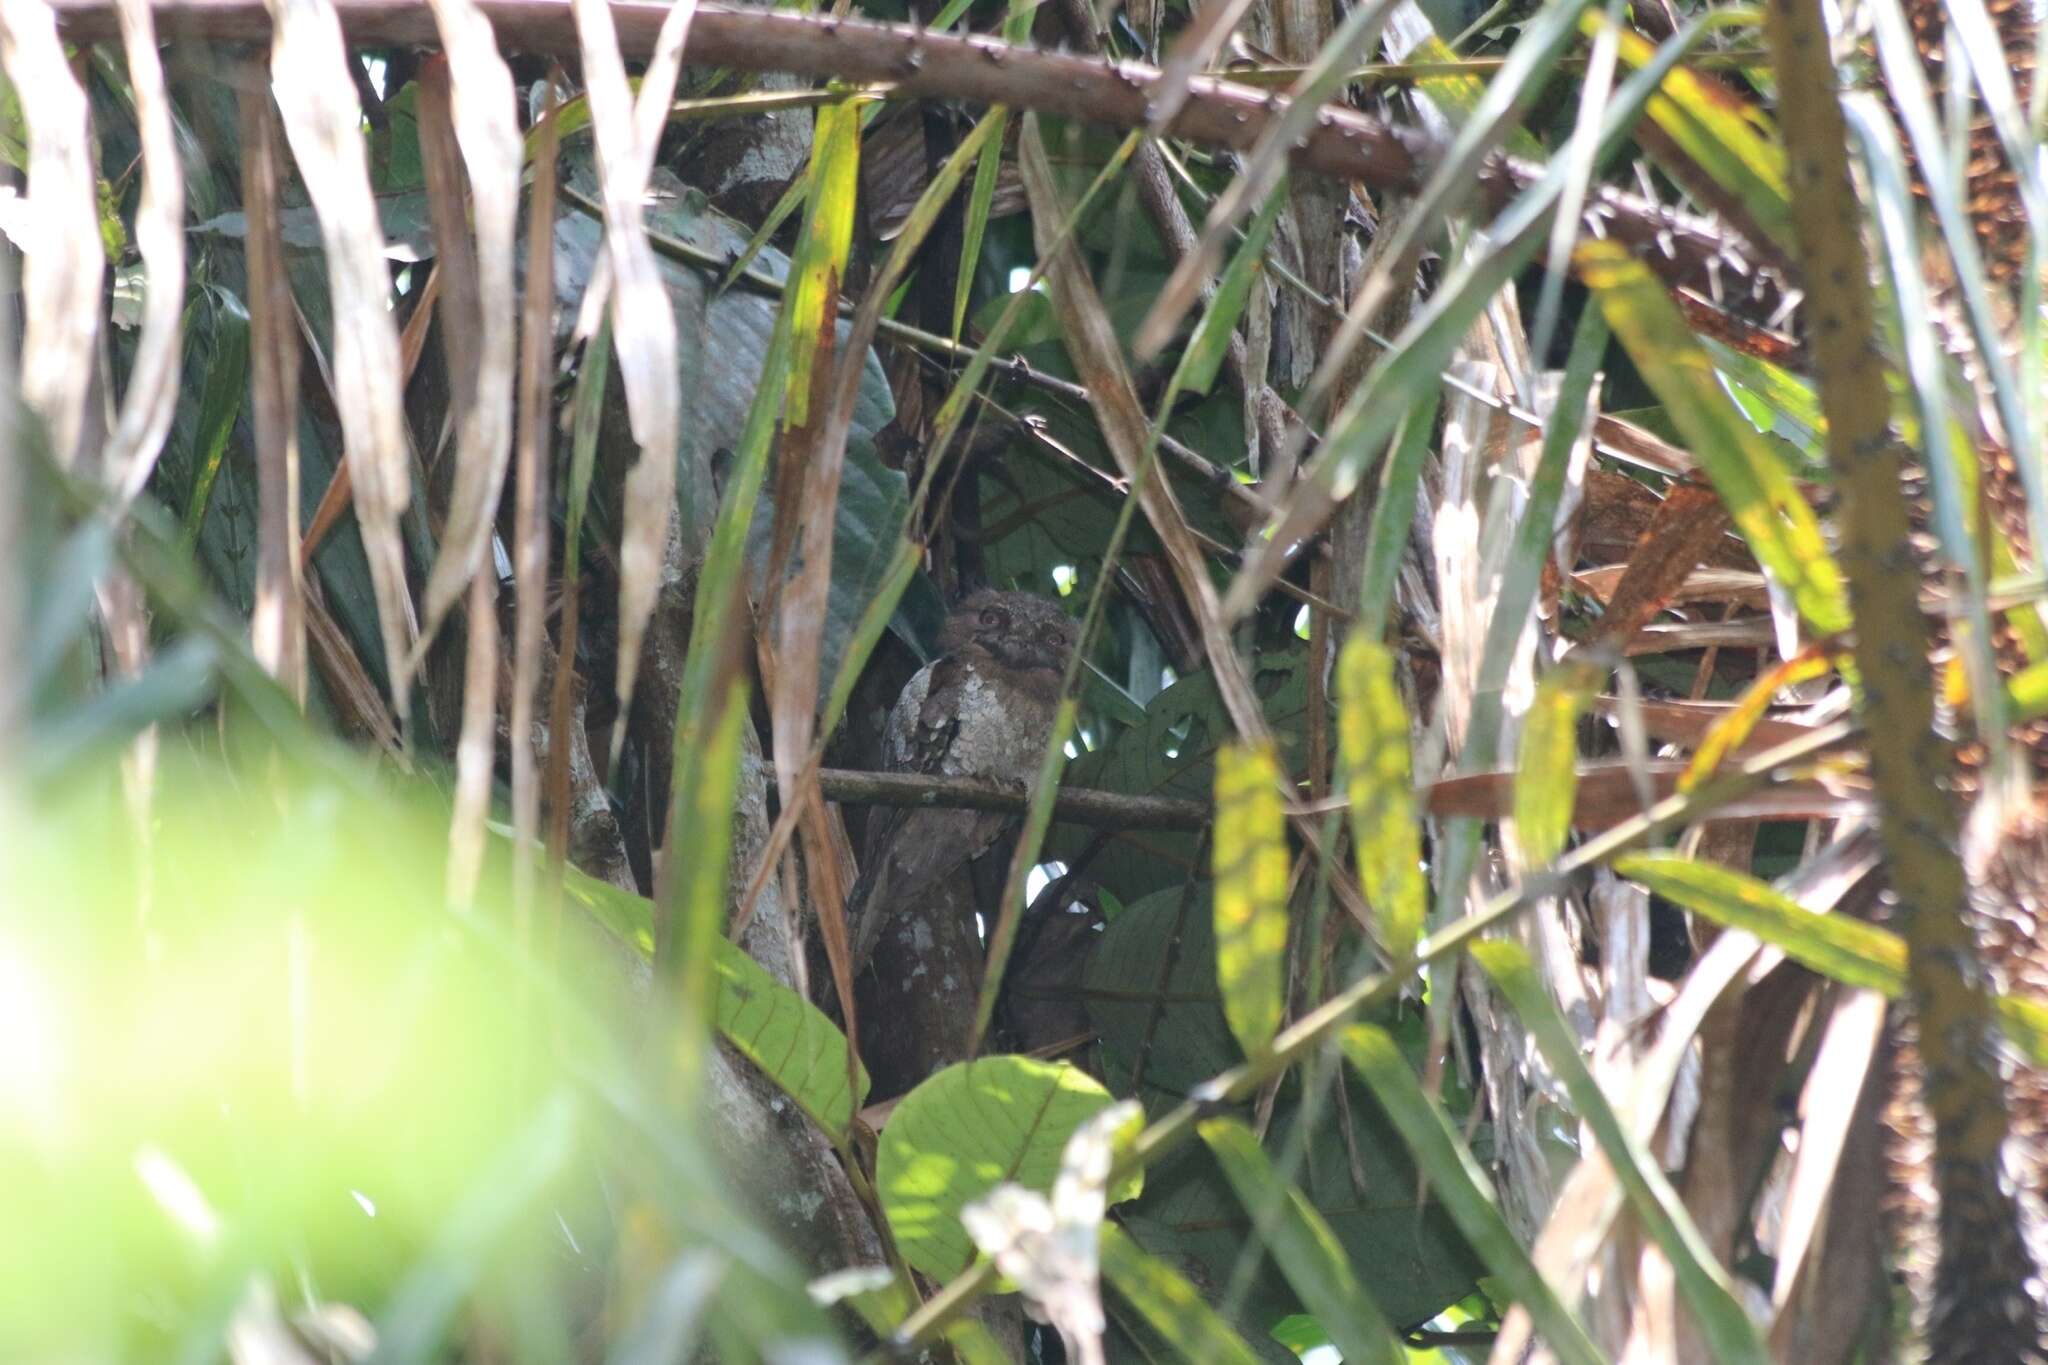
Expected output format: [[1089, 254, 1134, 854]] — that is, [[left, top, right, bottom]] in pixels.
[[1582, 476, 1735, 651], [413, 5, 520, 654], [240, 65, 307, 702], [569, 0, 696, 763], [0, 0, 101, 470], [263, 0, 418, 717], [106, 0, 184, 504]]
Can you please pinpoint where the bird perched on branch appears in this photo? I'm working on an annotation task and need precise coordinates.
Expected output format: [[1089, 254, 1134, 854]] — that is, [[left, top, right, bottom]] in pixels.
[[846, 588, 1074, 971]]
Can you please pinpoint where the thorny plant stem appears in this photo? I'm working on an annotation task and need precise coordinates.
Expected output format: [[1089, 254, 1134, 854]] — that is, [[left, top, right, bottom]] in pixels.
[[48, 0, 1790, 318]]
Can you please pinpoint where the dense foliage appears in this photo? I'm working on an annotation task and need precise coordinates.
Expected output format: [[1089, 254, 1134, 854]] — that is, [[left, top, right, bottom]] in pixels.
[[4, 0, 2046, 1359]]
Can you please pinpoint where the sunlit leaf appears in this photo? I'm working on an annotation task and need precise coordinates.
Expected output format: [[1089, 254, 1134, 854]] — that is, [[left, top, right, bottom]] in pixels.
[[1679, 647, 1833, 790], [1608, 18, 1792, 253], [1212, 741, 1291, 1056], [1615, 853, 1904, 994], [1513, 659, 1603, 868], [1338, 636, 1425, 958], [877, 1057, 1138, 1281]]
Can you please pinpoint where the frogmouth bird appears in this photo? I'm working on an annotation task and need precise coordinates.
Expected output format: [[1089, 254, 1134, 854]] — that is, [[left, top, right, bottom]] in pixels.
[[847, 588, 1075, 970]]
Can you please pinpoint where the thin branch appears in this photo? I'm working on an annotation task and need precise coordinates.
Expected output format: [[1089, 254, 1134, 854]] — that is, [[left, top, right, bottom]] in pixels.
[[793, 765, 1210, 831], [50, 0, 1790, 317]]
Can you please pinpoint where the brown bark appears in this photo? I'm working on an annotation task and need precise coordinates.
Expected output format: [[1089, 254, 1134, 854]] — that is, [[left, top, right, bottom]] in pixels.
[[50, 0, 1786, 321]]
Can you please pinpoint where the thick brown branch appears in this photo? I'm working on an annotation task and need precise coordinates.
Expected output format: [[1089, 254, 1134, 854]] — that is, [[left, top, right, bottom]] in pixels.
[[798, 765, 1208, 830], [50, 0, 1789, 318]]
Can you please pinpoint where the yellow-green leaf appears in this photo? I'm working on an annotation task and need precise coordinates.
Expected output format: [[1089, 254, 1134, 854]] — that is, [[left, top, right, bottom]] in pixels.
[[876, 1057, 1138, 1281], [1213, 742, 1291, 1056], [783, 98, 861, 426], [1679, 648, 1832, 789], [1607, 19, 1792, 253], [1615, 852, 1904, 994], [1513, 660, 1603, 867], [1338, 636, 1425, 958]]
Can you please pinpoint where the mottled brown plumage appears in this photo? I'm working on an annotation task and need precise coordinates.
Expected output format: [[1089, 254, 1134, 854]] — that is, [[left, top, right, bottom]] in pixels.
[[847, 589, 1074, 970]]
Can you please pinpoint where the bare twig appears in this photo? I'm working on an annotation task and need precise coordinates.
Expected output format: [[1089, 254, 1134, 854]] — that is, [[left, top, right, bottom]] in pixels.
[[789, 766, 1210, 831]]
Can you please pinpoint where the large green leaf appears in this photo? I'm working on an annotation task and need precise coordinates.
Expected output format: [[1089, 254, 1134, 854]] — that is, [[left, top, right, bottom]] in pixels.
[[560, 868, 869, 1141], [1341, 1026, 1606, 1365], [1197, 1117, 1404, 1365], [875, 1056, 1138, 1280], [1119, 1077, 1482, 1335], [1086, 885, 1243, 1102], [1052, 651, 1308, 903]]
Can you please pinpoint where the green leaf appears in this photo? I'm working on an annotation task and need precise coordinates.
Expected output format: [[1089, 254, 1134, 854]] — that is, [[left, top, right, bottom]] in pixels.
[[177, 289, 250, 552], [1340, 1026, 1607, 1365], [1356, 390, 1439, 638], [1167, 179, 1288, 401], [1513, 660, 1602, 868], [1607, 19, 1793, 254], [2012, 659, 2048, 723], [1086, 885, 1242, 1101], [1099, 1223, 1262, 1365], [1212, 742, 1290, 1056], [1197, 1118, 1404, 1365], [1615, 853, 1904, 994], [1054, 651, 1309, 904], [783, 98, 861, 428], [1337, 637, 1425, 958], [1117, 1037, 1480, 1330], [1618, 853, 2048, 1069], [1578, 240, 1850, 637], [1468, 942, 1768, 1364], [710, 922, 870, 1141], [560, 865, 869, 1140], [876, 1057, 1138, 1280]]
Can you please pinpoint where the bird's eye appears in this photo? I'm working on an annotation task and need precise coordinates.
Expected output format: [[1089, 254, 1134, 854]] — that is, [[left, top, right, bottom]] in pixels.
[[1040, 625, 1068, 647], [980, 608, 1008, 628]]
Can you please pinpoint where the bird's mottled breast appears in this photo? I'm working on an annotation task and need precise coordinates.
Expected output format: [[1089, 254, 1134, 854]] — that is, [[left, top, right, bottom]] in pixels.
[[886, 656, 1057, 784]]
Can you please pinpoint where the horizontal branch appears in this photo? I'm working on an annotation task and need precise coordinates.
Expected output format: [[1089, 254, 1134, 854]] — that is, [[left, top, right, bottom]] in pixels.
[[51, 0, 1789, 317], [797, 765, 1209, 830]]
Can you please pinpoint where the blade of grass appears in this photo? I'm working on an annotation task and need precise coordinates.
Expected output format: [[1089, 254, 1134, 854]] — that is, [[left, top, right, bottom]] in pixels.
[[1468, 940, 1768, 1364], [1198, 1117, 1405, 1365], [1340, 1025, 1607, 1365]]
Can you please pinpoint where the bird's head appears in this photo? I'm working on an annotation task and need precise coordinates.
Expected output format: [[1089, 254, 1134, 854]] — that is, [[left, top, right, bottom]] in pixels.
[[939, 588, 1076, 677]]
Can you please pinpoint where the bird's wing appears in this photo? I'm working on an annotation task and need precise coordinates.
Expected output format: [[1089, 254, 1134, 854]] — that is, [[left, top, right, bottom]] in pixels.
[[849, 657, 970, 968]]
